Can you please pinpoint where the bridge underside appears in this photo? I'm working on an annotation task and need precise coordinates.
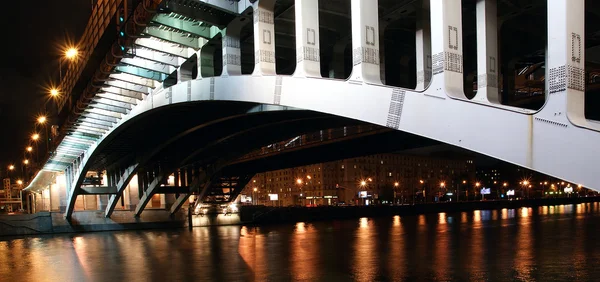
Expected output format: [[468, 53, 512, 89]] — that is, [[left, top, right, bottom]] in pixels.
[[24, 0, 600, 219]]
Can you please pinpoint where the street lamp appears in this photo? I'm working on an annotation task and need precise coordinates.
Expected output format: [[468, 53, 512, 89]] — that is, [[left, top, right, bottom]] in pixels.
[[50, 88, 59, 97], [26, 146, 33, 152], [16, 180, 23, 186], [37, 115, 50, 154], [65, 47, 79, 59], [8, 165, 14, 171], [31, 133, 40, 141], [23, 159, 29, 165]]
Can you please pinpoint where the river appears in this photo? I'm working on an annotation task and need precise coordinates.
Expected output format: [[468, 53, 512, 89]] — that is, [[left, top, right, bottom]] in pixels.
[[2, 203, 600, 281]]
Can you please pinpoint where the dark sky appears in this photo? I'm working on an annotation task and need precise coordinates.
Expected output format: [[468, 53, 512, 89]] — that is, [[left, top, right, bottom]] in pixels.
[[0, 1, 92, 169]]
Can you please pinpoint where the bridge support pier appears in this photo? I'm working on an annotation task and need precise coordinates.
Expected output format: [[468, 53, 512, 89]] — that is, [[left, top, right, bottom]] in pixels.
[[415, 0, 431, 90], [105, 164, 138, 217], [474, 0, 500, 103], [221, 18, 244, 76], [349, 0, 381, 84], [294, 0, 321, 78], [252, 0, 277, 76]]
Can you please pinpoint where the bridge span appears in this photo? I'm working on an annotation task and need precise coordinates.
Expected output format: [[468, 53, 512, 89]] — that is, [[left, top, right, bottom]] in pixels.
[[24, 0, 600, 220]]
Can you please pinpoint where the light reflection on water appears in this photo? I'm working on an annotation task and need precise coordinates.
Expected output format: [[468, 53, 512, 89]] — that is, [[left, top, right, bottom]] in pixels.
[[1, 204, 600, 281]]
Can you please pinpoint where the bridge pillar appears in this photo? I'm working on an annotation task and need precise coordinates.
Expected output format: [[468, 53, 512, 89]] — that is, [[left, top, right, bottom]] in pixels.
[[415, 0, 432, 90], [222, 18, 245, 76], [252, 0, 277, 76], [430, 0, 464, 98], [474, 0, 500, 103], [545, 0, 586, 125], [294, 0, 321, 78], [349, 0, 381, 84]]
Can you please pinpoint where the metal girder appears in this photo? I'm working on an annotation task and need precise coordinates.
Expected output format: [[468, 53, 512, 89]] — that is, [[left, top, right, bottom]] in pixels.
[[105, 163, 138, 217], [130, 48, 182, 67], [89, 102, 129, 115], [80, 112, 119, 124], [70, 125, 107, 135], [120, 57, 176, 75], [152, 13, 220, 39], [96, 93, 138, 105], [109, 73, 156, 88], [77, 116, 115, 128], [99, 87, 145, 100], [64, 135, 97, 144], [61, 141, 90, 150], [103, 80, 150, 94], [94, 97, 133, 110], [114, 65, 167, 81], [76, 120, 111, 131], [135, 38, 195, 58], [143, 27, 202, 49], [67, 130, 102, 140], [80, 186, 118, 195], [84, 108, 122, 119], [47, 160, 75, 167]]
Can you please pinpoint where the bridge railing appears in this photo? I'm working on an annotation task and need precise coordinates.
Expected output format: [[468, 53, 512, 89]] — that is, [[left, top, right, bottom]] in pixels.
[[235, 125, 389, 162]]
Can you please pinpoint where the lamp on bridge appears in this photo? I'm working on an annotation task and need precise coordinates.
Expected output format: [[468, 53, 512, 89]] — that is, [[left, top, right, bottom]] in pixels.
[[59, 46, 79, 81], [37, 115, 50, 154]]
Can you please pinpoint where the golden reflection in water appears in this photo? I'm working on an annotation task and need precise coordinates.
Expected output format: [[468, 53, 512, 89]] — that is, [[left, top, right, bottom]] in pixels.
[[473, 210, 481, 222], [117, 232, 150, 282], [418, 215, 426, 226], [501, 208, 508, 219], [438, 213, 447, 225], [72, 236, 92, 281], [433, 214, 450, 281], [388, 216, 406, 279], [461, 212, 468, 223], [514, 212, 534, 280], [469, 210, 485, 278], [577, 203, 584, 214], [290, 222, 319, 281], [521, 207, 530, 218], [238, 227, 268, 280], [354, 218, 377, 282], [492, 210, 498, 221]]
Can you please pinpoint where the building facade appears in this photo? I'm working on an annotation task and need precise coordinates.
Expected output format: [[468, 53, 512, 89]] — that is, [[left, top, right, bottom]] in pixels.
[[240, 153, 476, 206]]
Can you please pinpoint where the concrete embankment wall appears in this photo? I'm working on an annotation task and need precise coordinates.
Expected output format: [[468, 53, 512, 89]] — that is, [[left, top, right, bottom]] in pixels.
[[241, 197, 600, 225]]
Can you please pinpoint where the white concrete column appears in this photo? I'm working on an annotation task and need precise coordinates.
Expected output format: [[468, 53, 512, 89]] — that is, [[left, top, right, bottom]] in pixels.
[[294, 0, 321, 78], [473, 0, 500, 103], [545, 0, 586, 125], [253, 0, 277, 76], [415, 0, 432, 90], [349, 0, 381, 84], [430, 0, 464, 98], [222, 18, 245, 76]]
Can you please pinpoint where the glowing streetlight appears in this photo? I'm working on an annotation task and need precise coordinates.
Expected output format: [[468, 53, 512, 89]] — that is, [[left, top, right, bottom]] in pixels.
[[394, 182, 399, 187], [16, 180, 23, 186], [578, 184, 582, 188], [306, 175, 311, 180], [23, 159, 29, 165], [31, 133, 40, 141], [296, 178, 303, 184], [8, 165, 14, 171], [50, 88, 59, 97], [65, 47, 79, 59], [419, 180, 424, 184], [37, 116, 47, 124], [26, 146, 33, 152], [360, 180, 367, 186], [503, 182, 508, 187], [440, 182, 445, 188], [368, 178, 373, 182], [462, 180, 467, 184], [253, 187, 257, 192], [475, 182, 481, 187]]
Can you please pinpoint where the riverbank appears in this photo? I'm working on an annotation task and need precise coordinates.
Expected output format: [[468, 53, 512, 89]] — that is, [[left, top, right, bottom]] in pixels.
[[1, 197, 598, 237], [239, 196, 600, 225]]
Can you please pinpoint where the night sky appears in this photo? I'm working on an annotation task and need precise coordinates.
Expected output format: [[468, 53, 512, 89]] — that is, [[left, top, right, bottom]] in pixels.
[[0, 1, 91, 168]]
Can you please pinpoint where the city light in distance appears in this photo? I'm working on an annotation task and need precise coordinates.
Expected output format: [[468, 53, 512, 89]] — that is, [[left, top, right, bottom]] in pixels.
[[23, 159, 29, 165], [16, 180, 23, 185], [37, 116, 47, 124], [26, 146, 33, 152], [8, 165, 14, 170], [50, 88, 59, 97], [32, 133, 40, 141]]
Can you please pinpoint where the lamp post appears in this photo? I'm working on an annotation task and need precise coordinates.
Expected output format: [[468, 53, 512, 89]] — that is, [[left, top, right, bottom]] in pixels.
[[475, 182, 481, 201], [439, 182, 445, 202], [59, 47, 79, 81], [37, 116, 49, 155], [394, 181, 399, 204]]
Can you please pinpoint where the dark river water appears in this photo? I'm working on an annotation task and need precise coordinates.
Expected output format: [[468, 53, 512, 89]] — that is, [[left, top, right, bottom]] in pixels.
[[2, 203, 600, 281]]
